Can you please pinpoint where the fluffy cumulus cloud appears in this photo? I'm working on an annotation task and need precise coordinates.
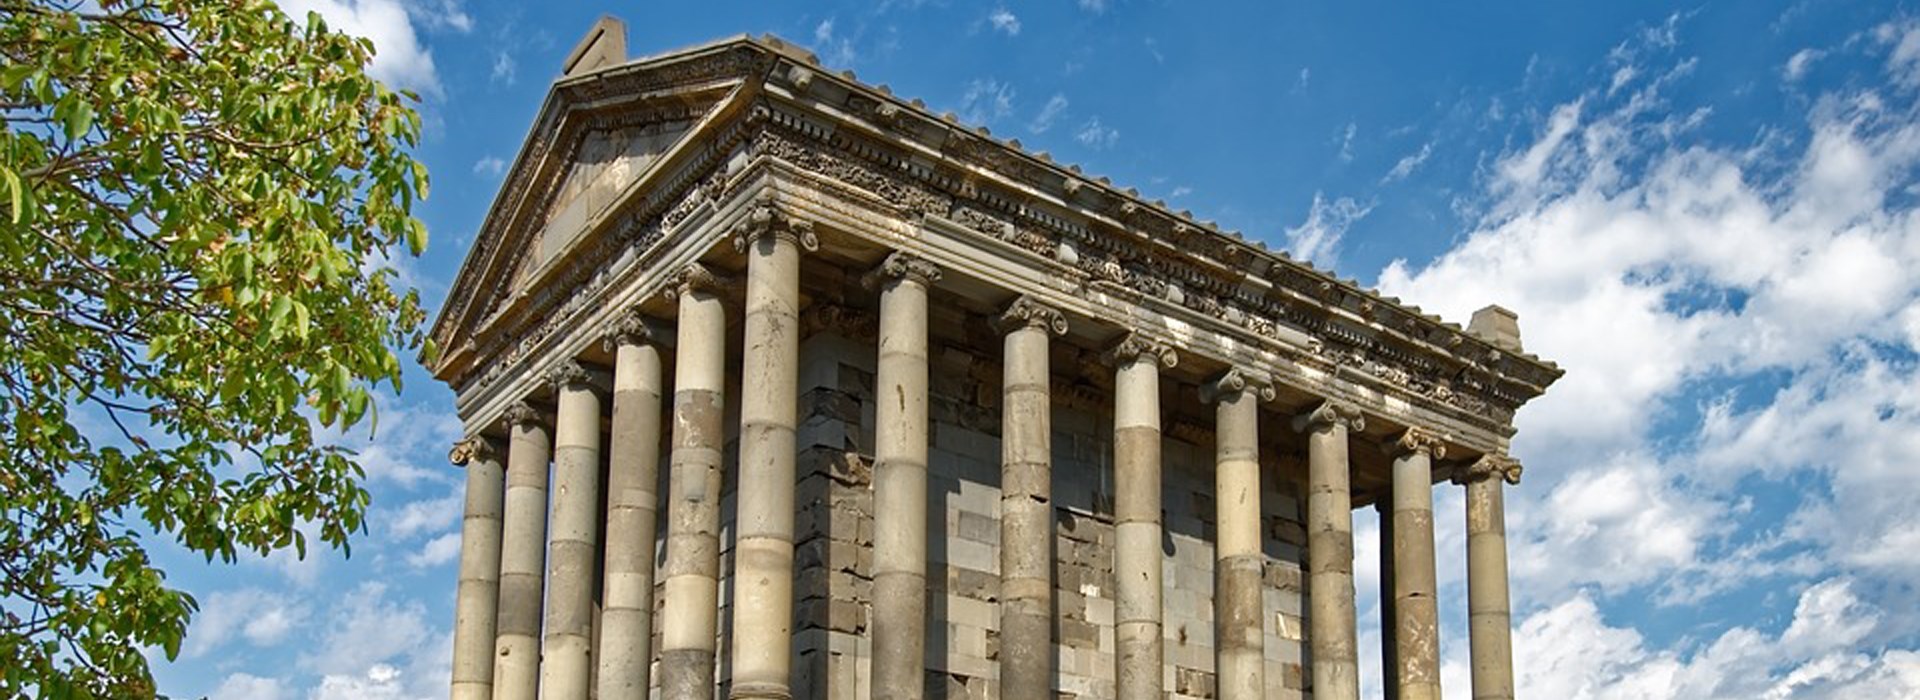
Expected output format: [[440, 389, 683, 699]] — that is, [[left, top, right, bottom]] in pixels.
[[275, 0, 470, 99], [1285, 193, 1371, 268], [1376, 15, 1920, 698]]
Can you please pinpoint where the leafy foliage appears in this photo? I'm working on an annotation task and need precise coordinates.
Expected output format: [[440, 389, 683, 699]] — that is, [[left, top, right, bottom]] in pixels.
[[0, 0, 430, 696]]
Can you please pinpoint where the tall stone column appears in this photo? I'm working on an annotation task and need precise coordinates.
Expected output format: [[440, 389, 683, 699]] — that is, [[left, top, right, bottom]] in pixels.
[[1378, 500, 1399, 700], [867, 253, 941, 700], [1457, 455, 1521, 700], [1109, 336, 1175, 700], [600, 311, 666, 699], [728, 206, 816, 700], [660, 264, 728, 700], [994, 296, 1067, 700], [1389, 429, 1445, 700], [1294, 401, 1364, 700], [1205, 370, 1274, 700], [494, 403, 552, 700], [448, 437, 505, 700], [542, 360, 606, 700]]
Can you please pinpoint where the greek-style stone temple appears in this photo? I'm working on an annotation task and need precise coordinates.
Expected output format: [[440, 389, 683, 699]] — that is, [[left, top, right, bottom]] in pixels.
[[431, 19, 1561, 700]]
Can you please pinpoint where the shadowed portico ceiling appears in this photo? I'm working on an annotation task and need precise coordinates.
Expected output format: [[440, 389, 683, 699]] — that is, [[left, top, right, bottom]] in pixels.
[[427, 33, 1562, 445]]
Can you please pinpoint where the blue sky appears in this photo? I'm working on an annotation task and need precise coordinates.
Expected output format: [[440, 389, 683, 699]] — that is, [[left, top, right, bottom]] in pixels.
[[152, 1, 1920, 698]]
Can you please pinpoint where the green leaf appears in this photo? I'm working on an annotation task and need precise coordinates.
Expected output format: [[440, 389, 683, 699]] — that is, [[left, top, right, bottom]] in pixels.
[[64, 100, 94, 141], [2, 167, 20, 225]]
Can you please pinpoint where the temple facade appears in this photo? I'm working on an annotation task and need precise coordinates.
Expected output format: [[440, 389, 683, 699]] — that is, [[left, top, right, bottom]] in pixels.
[[430, 19, 1561, 700]]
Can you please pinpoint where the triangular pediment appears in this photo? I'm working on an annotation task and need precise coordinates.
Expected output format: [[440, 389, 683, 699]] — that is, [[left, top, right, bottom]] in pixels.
[[430, 38, 775, 382]]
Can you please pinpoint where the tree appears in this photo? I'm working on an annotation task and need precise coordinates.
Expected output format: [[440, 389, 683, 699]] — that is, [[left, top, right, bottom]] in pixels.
[[0, 0, 430, 696]]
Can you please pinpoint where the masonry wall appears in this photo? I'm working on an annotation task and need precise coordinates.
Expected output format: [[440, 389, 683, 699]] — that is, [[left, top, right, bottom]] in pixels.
[[758, 329, 1312, 700]]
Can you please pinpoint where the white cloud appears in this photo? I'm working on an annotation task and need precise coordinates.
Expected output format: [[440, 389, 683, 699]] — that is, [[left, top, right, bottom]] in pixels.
[[1786, 48, 1825, 81], [1876, 19, 1920, 88], [187, 588, 309, 657], [277, 0, 454, 99], [471, 156, 505, 177], [1074, 117, 1119, 149], [811, 17, 857, 68], [1284, 193, 1370, 268], [959, 79, 1016, 126], [1337, 121, 1357, 161], [1382, 141, 1433, 183], [1484, 579, 1920, 699], [1077, 0, 1108, 14], [489, 50, 515, 85], [988, 8, 1021, 36], [1030, 93, 1069, 134], [406, 532, 462, 568], [211, 673, 290, 700], [389, 494, 461, 539]]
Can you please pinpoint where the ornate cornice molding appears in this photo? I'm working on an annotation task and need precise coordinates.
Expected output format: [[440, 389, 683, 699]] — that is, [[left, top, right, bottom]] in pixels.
[[1293, 400, 1366, 434], [993, 295, 1069, 336], [601, 307, 653, 352], [1103, 333, 1178, 370], [1390, 427, 1448, 460], [863, 251, 943, 290], [1453, 454, 1523, 486], [447, 436, 500, 467], [729, 196, 819, 253], [1201, 368, 1276, 404]]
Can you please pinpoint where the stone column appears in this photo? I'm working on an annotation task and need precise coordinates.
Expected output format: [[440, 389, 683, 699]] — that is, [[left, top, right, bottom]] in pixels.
[[1294, 401, 1364, 700], [542, 360, 606, 700], [1378, 500, 1399, 700], [600, 311, 666, 699], [1205, 370, 1274, 700], [867, 253, 941, 700], [728, 207, 816, 700], [1110, 336, 1175, 700], [449, 437, 505, 700], [1457, 455, 1522, 700], [1388, 429, 1445, 700], [494, 403, 552, 700], [994, 296, 1067, 700], [660, 264, 728, 700]]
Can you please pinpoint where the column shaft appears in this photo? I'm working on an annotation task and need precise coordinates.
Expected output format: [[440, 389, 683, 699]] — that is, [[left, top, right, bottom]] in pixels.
[[542, 364, 605, 700], [660, 271, 728, 700], [1112, 339, 1170, 700], [450, 439, 505, 700], [1211, 374, 1267, 700], [869, 255, 937, 700], [1390, 431, 1443, 700], [1465, 459, 1518, 700], [601, 327, 666, 699], [729, 228, 804, 700], [494, 407, 552, 700], [996, 297, 1064, 700], [1300, 403, 1362, 700]]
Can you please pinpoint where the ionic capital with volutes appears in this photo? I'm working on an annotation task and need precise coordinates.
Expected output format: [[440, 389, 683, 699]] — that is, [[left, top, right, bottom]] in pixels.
[[1452, 454, 1523, 486], [993, 295, 1069, 336], [447, 435, 500, 467], [729, 198, 820, 253], [1389, 427, 1448, 460], [864, 251, 943, 289], [1292, 400, 1366, 434], [1103, 333, 1179, 370], [660, 262, 725, 302], [501, 401, 547, 431], [1201, 367, 1276, 404], [600, 307, 653, 353], [545, 359, 609, 395]]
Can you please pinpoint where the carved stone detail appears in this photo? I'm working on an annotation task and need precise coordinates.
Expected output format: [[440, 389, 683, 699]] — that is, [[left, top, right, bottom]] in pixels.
[[601, 307, 652, 352], [1200, 368, 1277, 404], [661, 262, 725, 302], [546, 359, 592, 390], [1390, 427, 1448, 460], [799, 303, 878, 341], [863, 252, 942, 289], [1453, 454, 1523, 486], [447, 436, 499, 466], [1292, 400, 1366, 434], [992, 295, 1068, 336], [502, 401, 546, 430], [729, 196, 820, 253], [1103, 333, 1178, 369]]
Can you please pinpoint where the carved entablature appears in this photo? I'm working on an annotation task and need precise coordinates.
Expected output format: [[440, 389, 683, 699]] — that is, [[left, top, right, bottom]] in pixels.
[[428, 35, 1562, 439]]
